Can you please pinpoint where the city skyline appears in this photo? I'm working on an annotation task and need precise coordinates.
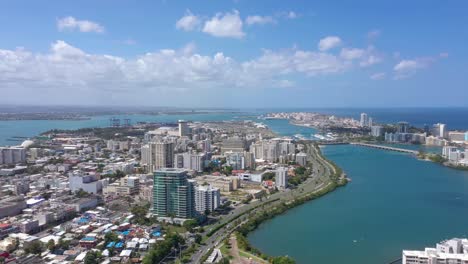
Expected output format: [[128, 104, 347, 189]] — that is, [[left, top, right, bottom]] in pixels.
[[1, 0, 467, 107]]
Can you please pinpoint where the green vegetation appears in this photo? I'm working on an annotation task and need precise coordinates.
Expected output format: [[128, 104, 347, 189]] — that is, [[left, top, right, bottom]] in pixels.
[[104, 231, 119, 246], [84, 251, 102, 264], [235, 232, 295, 263], [46, 239, 55, 251], [262, 172, 276, 181], [142, 233, 185, 264], [182, 219, 198, 232], [448, 164, 468, 171], [206, 198, 280, 237], [74, 188, 91, 198], [419, 151, 468, 171], [223, 165, 233, 175], [23, 240, 44, 255], [102, 170, 126, 182], [178, 243, 199, 263], [241, 196, 253, 204], [272, 256, 296, 264], [229, 143, 345, 263], [428, 154, 447, 164], [288, 166, 309, 186], [42, 127, 144, 141], [314, 143, 346, 185], [200, 247, 214, 263], [57, 238, 70, 250], [131, 203, 156, 226]]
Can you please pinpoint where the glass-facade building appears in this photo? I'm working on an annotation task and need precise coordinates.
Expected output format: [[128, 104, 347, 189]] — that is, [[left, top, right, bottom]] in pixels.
[[152, 168, 195, 219]]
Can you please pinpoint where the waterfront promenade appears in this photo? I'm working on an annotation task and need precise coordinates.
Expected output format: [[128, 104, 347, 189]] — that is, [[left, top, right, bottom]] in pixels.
[[350, 142, 418, 154]]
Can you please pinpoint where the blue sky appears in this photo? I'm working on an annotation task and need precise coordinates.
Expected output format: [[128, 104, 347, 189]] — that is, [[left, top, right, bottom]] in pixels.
[[0, 0, 467, 107]]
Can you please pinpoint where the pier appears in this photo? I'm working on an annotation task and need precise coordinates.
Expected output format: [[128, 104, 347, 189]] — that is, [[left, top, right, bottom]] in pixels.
[[350, 142, 418, 154]]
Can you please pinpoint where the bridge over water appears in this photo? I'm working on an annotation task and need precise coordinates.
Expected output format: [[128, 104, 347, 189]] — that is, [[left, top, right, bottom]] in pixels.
[[350, 142, 419, 155]]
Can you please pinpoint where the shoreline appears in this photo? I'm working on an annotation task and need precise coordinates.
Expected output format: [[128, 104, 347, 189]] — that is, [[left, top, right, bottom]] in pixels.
[[233, 142, 347, 263], [288, 120, 468, 173]]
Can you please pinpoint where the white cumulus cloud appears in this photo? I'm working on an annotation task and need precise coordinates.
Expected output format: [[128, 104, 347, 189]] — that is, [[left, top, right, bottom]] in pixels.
[[340, 48, 365, 60], [318, 36, 342, 51], [0, 40, 384, 104], [246, 15, 276, 26], [57, 16, 104, 33], [202, 10, 245, 38], [370, 72, 386, 80], [176, 10, 201, 31], [393, 57, 436, 79]]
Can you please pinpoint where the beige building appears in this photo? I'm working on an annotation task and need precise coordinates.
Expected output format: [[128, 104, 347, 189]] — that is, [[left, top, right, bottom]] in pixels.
[[139, 185, 153, 203], [141, 141, 174, 172], [103, 176, 140, 196], [195, 175, 239, 193]]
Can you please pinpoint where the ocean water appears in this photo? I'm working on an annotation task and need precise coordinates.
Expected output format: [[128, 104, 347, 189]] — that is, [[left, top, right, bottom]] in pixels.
[[260, 107, 468, 130], [1, 108, 467, 146], [1, 107, 467, 263], [0, 113, 241, 146], [248, 144, 468, 264]]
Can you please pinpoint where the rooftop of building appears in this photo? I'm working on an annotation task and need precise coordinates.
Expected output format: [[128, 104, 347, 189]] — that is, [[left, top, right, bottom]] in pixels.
[[155, 168, 187, 173]]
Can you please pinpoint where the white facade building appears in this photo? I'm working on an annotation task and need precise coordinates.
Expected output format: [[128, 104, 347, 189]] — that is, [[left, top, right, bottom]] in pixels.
[[68, 172, 103, 194], [178, 120, 190, 137], [173, 152, 206, 172], [225, 152, 245, 170], [403, 238, 468, 264], [360, 113, 369, 127], [194, 185, 221, 214], [296, 153, 308, 166], [371, 126, 384, 137], [433, 123, 448, 138], [275, 167, 288, 189]]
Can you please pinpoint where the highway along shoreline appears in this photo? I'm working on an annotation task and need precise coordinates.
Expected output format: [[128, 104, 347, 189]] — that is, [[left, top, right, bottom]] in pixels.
[[200, 142, 348, 263]]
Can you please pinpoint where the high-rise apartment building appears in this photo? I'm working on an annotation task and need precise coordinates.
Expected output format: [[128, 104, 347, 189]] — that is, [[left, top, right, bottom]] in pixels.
[[178, 120, 190, 137], [225, 151, 245, 170], [397, 122, 409, 133], [275, 167, 288, 189], [360, 113, 369, 127], [433, 123, 447, 138], [141, 141, 174, 172], [371, 126, 384, 137], [194, 185, 220, 214], [173, 152, 206, 172], [0, 147, 26, 165], [152, 168, 195, 219], [221, 137, 246, 154], [296, 152, 308, 166]]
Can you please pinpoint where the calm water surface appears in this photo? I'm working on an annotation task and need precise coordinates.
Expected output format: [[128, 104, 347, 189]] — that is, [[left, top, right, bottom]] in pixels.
[[248, 145, 468, 264]]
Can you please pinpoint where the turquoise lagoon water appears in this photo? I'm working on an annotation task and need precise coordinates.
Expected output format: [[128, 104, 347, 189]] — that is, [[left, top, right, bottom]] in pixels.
[[2, 109, 468, 264], [248, 144, 468, 264]]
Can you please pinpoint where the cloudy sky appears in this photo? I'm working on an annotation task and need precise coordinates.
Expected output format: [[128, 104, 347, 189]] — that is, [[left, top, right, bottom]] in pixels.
[[0, 0, 467, 107]]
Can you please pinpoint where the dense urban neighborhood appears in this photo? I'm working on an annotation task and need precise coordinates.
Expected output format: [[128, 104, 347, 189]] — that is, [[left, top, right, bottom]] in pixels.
[[1, 117, 342, 264], [1, 111, 468, 264]]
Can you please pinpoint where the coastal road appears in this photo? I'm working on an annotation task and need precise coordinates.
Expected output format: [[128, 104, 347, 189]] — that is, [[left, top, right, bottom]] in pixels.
[[190, 142, 337, 263]]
